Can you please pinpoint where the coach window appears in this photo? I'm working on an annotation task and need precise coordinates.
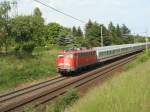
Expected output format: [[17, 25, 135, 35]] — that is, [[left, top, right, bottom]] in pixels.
[[102, 52, 104, 56], [99, 52, 101, 57], [108, 51, 110, 55], [101, 52, 103, 56], [107, 51, 110, 55], [82, 53, 84, 57]]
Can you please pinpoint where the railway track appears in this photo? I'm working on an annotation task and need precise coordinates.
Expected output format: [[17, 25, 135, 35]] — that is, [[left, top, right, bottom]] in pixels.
[[0, 76, 67, 103], [0, 52, 141, 112]]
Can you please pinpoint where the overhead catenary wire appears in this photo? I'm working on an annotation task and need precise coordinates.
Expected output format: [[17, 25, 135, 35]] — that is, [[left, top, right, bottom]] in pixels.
[[33, 0, 86, 23]]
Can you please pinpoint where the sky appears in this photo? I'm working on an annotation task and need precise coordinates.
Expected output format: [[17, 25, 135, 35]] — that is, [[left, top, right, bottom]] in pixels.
[[1, 0, 150, 35]]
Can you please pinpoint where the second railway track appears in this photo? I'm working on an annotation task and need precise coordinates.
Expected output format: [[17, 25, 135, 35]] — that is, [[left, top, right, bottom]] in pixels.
[[0, 51, 141, 112]]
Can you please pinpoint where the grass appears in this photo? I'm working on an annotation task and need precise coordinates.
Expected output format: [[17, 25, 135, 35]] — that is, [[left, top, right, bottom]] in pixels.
[[66, 52, 150, 112], [0, 48, 60, 92], [47, 89, 79, 112], [124, 51, 150, 71]]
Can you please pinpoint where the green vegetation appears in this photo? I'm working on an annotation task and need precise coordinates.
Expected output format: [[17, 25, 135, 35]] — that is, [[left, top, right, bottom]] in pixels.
[[124, 50, 150, 71], [47, 89, 78, 112], [66, 53, 150, 112], [0, 48, 59, 92], [24, 106, 36, 112]]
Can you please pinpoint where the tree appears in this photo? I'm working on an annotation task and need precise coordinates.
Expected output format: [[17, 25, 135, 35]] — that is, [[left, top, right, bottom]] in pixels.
[[77, 27, 83, 37], [72, 26, 77, 37], [85, 19, 93, 35], [121, 24, 130, 35], [108, 22, 125, 44], [32, 7, 45, 46], [108, 22, 117, 44], [11, 16, 34, 54], [101, 25, 111, 46], [11, 16, 33, 43], [115, 24, 124, 44], [10, 13, 45, 54], [85, 22, 101, 47], [46, 22, 63, 44], [85, 19, 93, 37], [58, 27, 73, 46], [85, 21, 110, 47], [0, 1, 11, 53], [46, 22, 73, 46], [72, 26, 83, 37], [34, 7, 42, 17], [10, 7, 46, 55]]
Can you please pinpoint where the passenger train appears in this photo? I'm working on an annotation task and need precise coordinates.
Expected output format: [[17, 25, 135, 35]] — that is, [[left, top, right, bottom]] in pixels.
[[56, 43, 150, 75]]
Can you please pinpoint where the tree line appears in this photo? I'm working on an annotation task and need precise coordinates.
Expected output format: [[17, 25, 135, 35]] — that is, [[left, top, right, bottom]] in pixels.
[[0, 1, 147, 55]]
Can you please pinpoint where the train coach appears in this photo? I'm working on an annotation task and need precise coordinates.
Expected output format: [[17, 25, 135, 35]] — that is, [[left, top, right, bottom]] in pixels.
[[56, 43, 150, 75], [93, 43, 149, 61]]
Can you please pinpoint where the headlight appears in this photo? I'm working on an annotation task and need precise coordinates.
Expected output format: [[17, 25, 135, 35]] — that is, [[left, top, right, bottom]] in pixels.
[[58, 63, 63, 66], [65, 63, 70, 66]]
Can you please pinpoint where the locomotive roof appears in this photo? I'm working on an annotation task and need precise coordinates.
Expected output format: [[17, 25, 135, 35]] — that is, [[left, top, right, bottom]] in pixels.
[[58, 49, 95, 54]]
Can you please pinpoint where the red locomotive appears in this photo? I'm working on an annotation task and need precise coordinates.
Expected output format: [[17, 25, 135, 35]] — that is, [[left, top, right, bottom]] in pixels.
[[56, 49, 97, 74]]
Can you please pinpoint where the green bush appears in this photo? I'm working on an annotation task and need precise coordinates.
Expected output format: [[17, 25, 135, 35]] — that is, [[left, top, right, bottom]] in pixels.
[[124, 51, 150, 71], [138, 53, 149, 63], [22, 42, 36, 54], [47, 89, 79, 112], [0, 49, 58, 92], [24, 106, 36, 112], [14, 45, 21, 53]]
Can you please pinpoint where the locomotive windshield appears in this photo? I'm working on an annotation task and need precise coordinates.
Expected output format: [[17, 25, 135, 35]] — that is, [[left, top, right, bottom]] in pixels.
[[58, 54, 73, 59], [65, 54, 73, 58]]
